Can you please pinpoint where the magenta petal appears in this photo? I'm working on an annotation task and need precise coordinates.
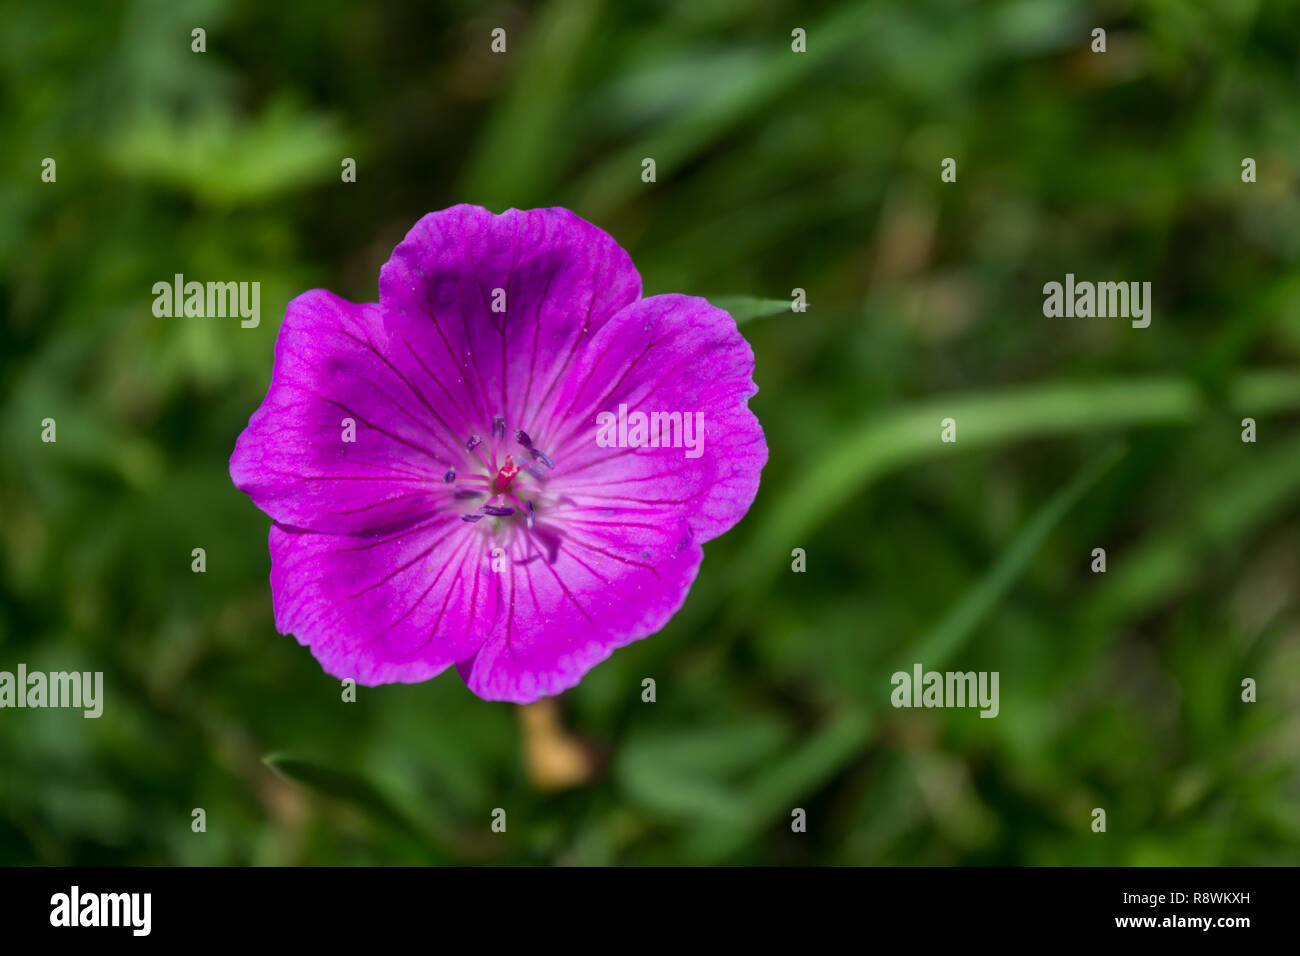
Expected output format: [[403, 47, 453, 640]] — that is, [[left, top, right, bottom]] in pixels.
[[269, 521, 487, 685], [541, 293, 768, 544], [230, 290, 459, 535], [456, 534, 703, 703], [377, 204, 642, 438]]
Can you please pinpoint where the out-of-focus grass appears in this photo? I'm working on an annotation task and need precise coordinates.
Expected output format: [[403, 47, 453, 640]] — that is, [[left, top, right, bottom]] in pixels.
[[1, 0, 1298, 866]]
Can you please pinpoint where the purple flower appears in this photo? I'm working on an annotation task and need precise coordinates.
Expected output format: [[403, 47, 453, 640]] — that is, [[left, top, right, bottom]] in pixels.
[[229, 205, 766, 703]]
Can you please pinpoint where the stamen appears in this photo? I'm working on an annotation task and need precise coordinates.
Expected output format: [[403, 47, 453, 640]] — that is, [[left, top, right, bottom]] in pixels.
[[455, 423, 549, 535]]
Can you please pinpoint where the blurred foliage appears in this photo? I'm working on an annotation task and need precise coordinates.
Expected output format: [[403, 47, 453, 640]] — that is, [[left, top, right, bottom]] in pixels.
[[2, 0, 1300, 866]]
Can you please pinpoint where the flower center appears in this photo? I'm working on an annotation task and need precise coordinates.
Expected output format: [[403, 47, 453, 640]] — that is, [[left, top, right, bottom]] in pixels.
[[446, 414, 554, 530]]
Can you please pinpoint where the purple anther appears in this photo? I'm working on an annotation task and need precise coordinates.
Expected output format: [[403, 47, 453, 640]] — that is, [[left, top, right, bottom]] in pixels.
[[454, 489, 484, 500], [525, 500, 536, 528], [531, 448, 555, 469], [482, 505, 515, 517], [460, 514, 484, 523], [443, 468, 456, 483], [515, 429, 534, 448], [465, 435, 482, 452], [492, 415, 506, 440]]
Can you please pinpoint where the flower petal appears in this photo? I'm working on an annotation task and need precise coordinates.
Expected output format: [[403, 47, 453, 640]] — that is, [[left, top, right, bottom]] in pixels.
[[377, 204, 642, 439], [539, 293, 767, 544], [230, 290, 459, 534], [456, 528, 703, 703], [269, 520, 488, 685]]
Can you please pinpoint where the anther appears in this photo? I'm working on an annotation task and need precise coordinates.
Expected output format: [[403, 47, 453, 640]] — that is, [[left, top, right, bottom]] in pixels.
[[465, 435, 482, 452], [525, 500, 536, 528], [454, 489, 484, 500], [492, 415, 506, 440], [515, 429, 533, 448], [483, 505, 515, 517], [530, 448, 555, 469], [460, 514, 484, 523], [443, 468, 456, 483]]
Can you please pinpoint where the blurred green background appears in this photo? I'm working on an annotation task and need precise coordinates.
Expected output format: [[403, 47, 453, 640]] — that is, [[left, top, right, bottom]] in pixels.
[[3, 0, 1300, 866]]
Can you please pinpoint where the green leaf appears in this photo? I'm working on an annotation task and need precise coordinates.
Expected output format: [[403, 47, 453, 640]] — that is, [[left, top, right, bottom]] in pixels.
[[728, 371, 1300, 616], [684, 708, 874, 863], [910, 445, 1124, 669], [263, 753, 434, 849], [1087, 436, 1300, 627], [568, 2, 882, 216], [459, 0, 603, 207], [616, 718, 791, 823], [711, 295, 794, 325], [106, 98, 346, 206]]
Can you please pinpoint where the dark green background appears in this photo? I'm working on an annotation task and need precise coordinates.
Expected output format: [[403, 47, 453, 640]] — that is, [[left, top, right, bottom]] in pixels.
[[2, 0, 1299, 865]]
